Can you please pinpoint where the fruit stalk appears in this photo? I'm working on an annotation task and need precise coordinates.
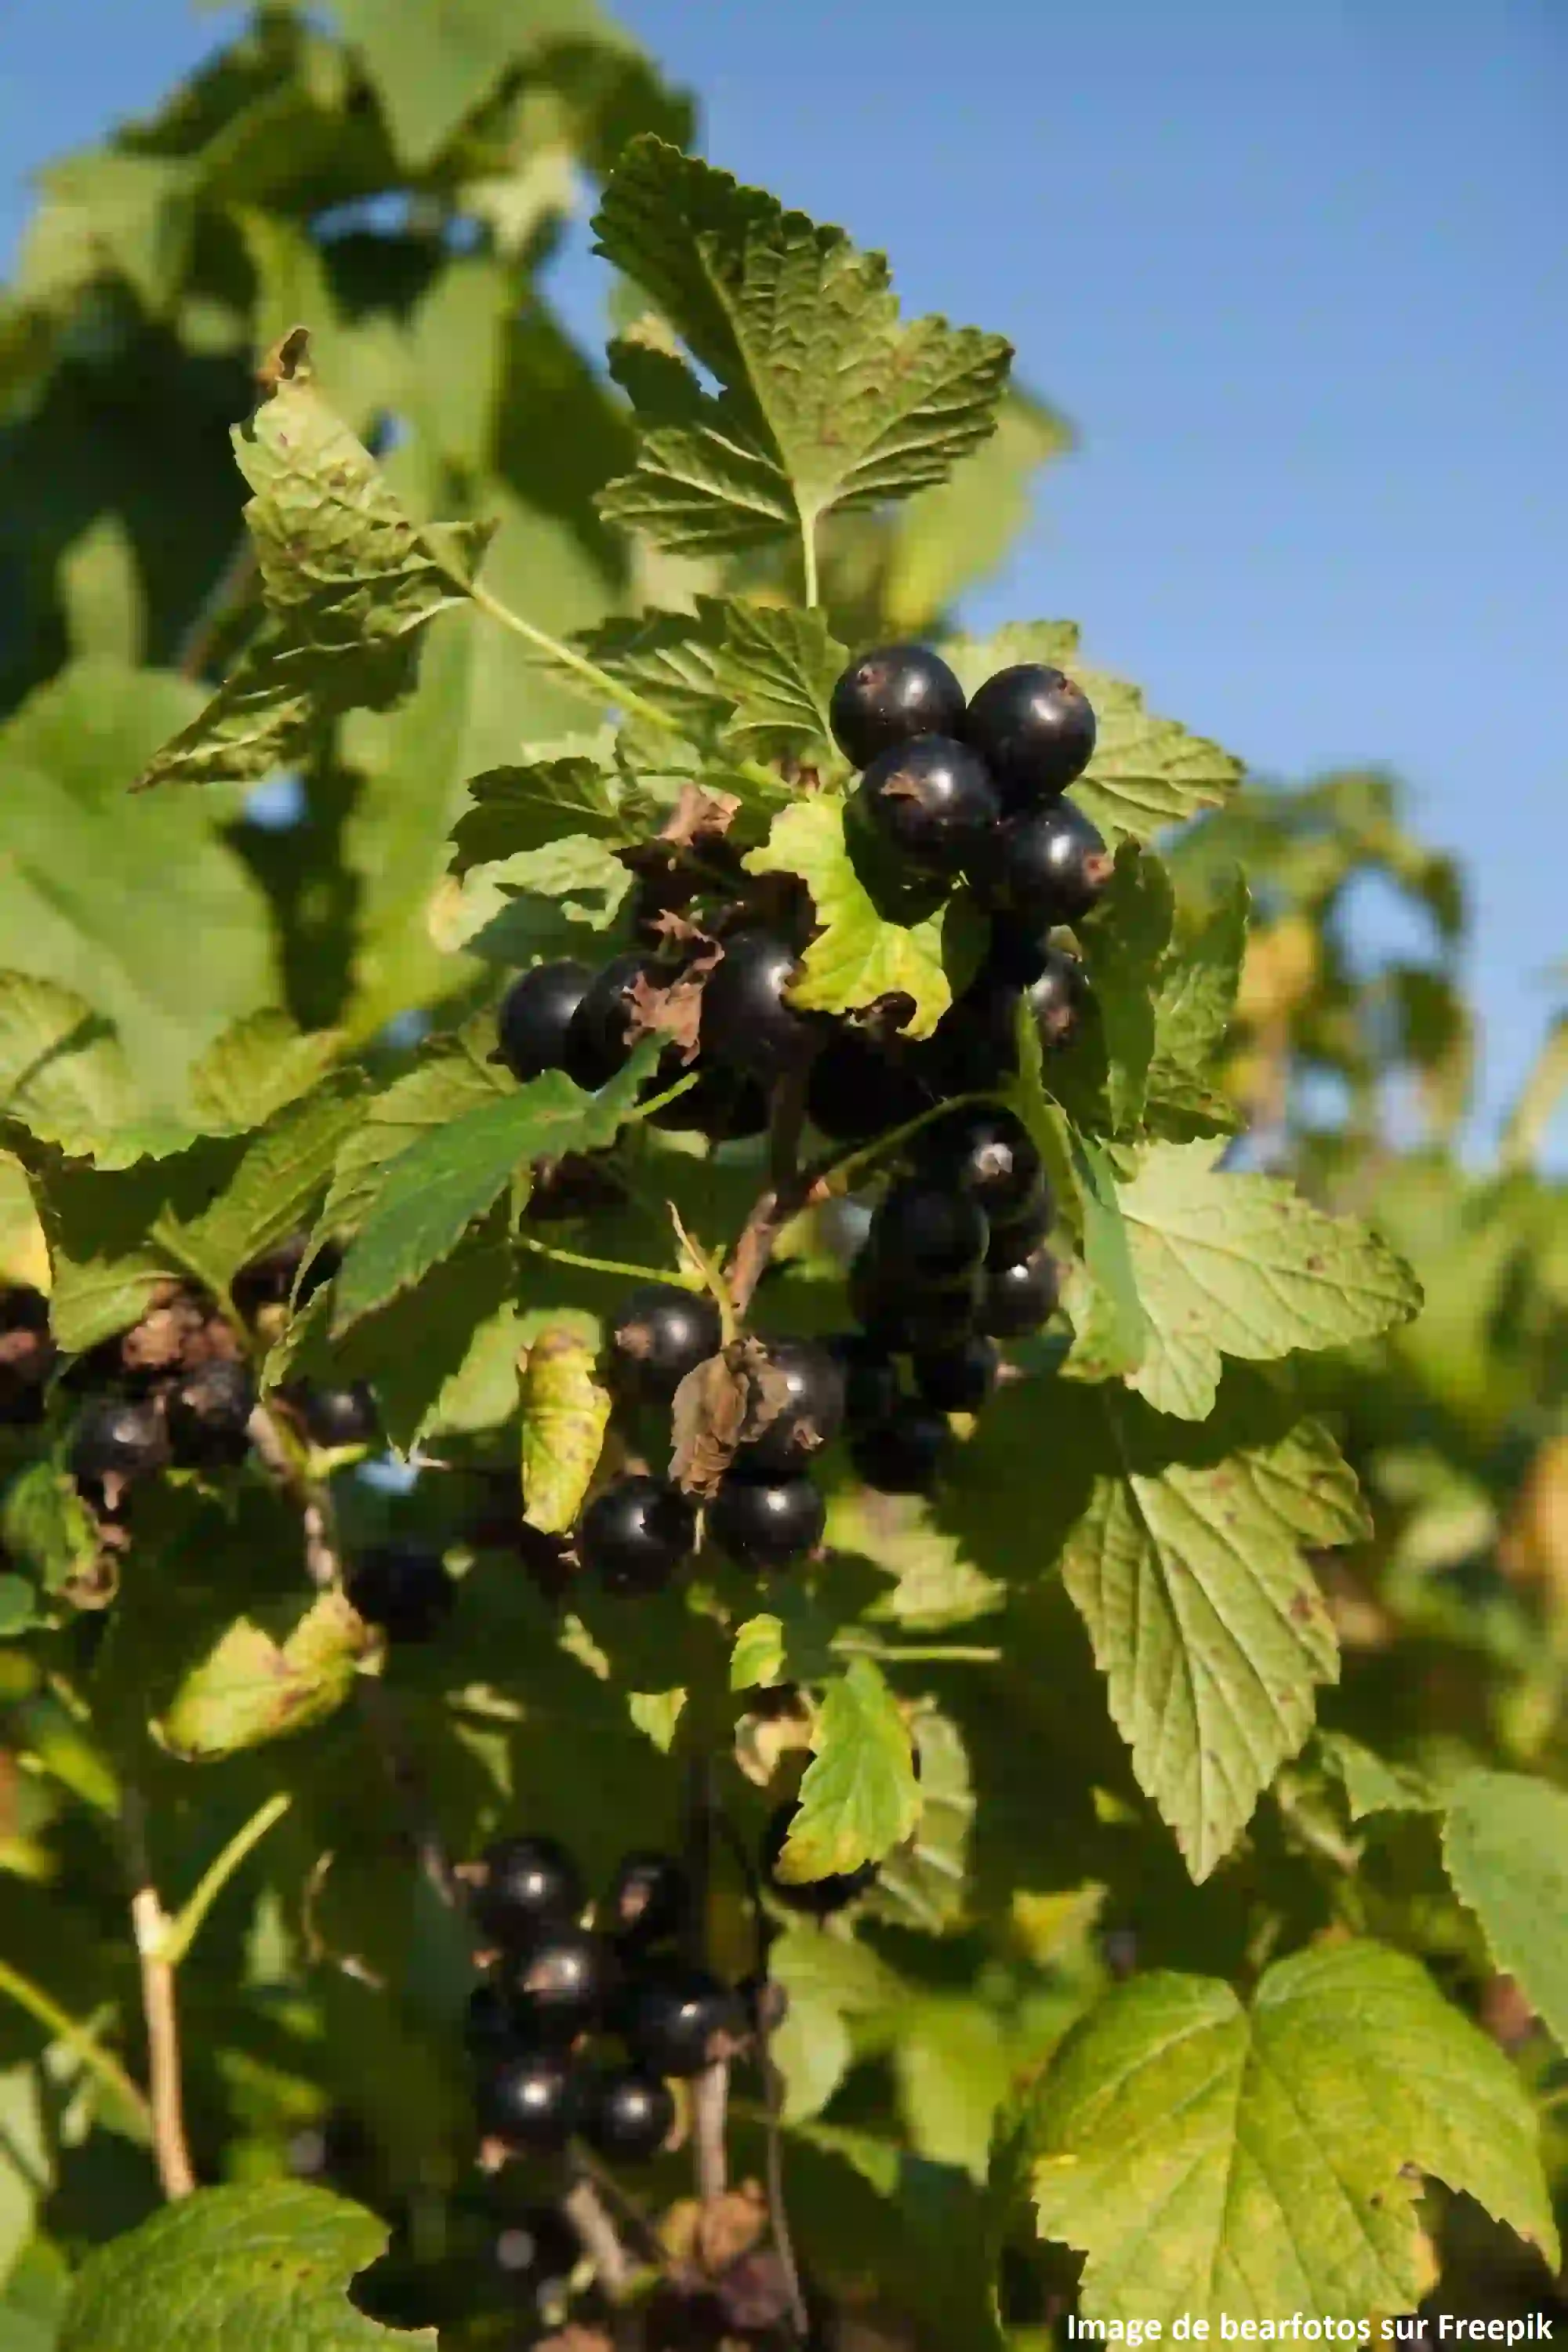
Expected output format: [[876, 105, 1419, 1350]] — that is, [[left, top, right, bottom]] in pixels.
[[120, 1787, 196, 2201]]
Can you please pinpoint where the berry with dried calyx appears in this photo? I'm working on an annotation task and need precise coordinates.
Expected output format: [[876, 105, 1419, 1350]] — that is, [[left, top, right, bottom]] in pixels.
[[699, 931, 818, 1086], [913, 1107, 1046, 1223], [611, 1285, 721, 1405], [70, 1396, 170, 1489], [475, 2046, 578, 2154], [621, 1965, 744, 2078], [503, 1922, 613, 2044], [579, 2066, 675, 2164], [963, 662, 1096, 806], [473, 1834, 584, 1947], [563, 952, 655, 1089], [731, 1338, 845, 1474], [603, 1850, 690, 1952], [495, 960, 593, 1083], [577, 1475, 695, 1595], [851, 735, 999, 879], [978, 1247, 1062, 1338], [165, 1357, 256, 1470], [829, 642, 967, 769], [706, 1468, 826, 1570], [969, 800, 1112, 928]]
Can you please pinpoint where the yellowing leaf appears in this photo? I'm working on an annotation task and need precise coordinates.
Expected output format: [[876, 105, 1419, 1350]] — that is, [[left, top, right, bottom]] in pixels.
[[521, 1329, 612, 1536], [777, 1657, 920, 1882], [154, 1590, 369, 1762]]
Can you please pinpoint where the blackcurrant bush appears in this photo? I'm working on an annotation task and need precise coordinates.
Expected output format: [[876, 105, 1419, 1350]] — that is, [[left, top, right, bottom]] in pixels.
[[706, 1469, 825, 1570], [577, 1475, 695, 1595], [699, 931, 818, 1085], [474, 1834, 584, 1947], [806, 1025, 931, 1143], [849, 1403, 949, 1494], [344, 1541, 456, 1643], [963, 663, 1097, 806], [496, 960, 593, 1083], [913, 1107, 1045, 1222], [978, 1247, 1062, 1338], [503, 1922, 613, 2043], [476, 2046, 578, 2154], [825, 1334, 902, 1432], [292, 1381, 379, 1449], [603, 1851, 690, 1951], [829, 643, 967, 769], [969, 800, 1112, 927], [564, 952, 654, 1089], [70, 1396, 169, 1487], [621, 1965, 743, 2078], [732, 1338, 845, 1473], [851, 736, 999, 879], [868, 1180, 988, 1288], [913, 1334, 1000, 1414], [579, 2066, 675, 2163], [165, 1358, 255, 1470], [760, 1802, 877, 1916], [611, 1286, 721, 1404]]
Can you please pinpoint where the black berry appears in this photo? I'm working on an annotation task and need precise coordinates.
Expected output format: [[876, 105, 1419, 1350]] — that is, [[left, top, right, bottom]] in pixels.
[[868, 1180, 989, 1289], [914, 1107, 1045, 1222], [732, 1338, 845, 1474], [963, 663, 1096, 806], [612, 1286, 721, 1405], [292, 1381, 379, 1449], [621, 1965, 743, 2078], [760, 1802, 878, 1916], [970, 800, 1112, 928], [463, 1982, 518, 2058], [474, 1834, 584, 1947], [829, 643, 967, 769], [476, 2046, 578, 2154], [979, 1247, 1062, 1338], [344, 1541, 455, 1643], [706, 1470, 825, 1570], [577, 1475, 695, 1594], [603, 1851, 690, 1951], [699, 932, 818, 1085], [825, 1334, 902, 1432], [913, 1335, 1000, 1414], [580, 2066, 675, 2163], [850, 1403, 949, 1494], [70, 1396, 169, 1487], [848, 1256, 978, 1356], [1025, 946, 1089, 1051], [564, 952, 654, 1089], [503, 1922, 613, 2043], [165, 1358, 255, 1470], [806, 1025, 932, 1143], [851, 735, 999, 879], [645, 1054, 768, 1141], [496, 960, 593, 1083], [986, 1186, 1053, 1269]]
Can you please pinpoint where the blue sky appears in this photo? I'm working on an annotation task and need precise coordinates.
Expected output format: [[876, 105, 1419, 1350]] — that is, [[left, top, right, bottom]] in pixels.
[[3, 1, 1564, 1158]]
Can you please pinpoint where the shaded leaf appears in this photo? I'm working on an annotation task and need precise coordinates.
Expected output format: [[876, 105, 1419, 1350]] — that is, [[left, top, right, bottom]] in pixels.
[[447, 749, 626, 876], [1443, 1769, 1568, 2053], [154, 1589, 369, 1762]]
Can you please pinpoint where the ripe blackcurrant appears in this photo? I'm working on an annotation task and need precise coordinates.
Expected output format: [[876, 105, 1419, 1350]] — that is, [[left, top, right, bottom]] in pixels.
[[848, 1256, 979, 1356], [706, 1470, 825, 1570], [986, 1185, 1053, 1269], [645, 1054, 768, 1141], [699, 931, 818, 1085], [963, 663, 1097, 805], [463, 1981, 518, 2058], [868, 1181, 989, 1288], [806, 1025, 932, 1143], [825, 1334, 902, 1433], [732, 1338, 845, 1473], [503, 1922, 613, 2042], [621, 1965, 743, 2078], [913, 1334, 1000, 1414], [849, 1403, 949, 1494], [496, 960, 593, 1083], [474, 1834, 584, 1947], [476, 2046, 578, 2154], [577, 1475, 695, 1594], [564, 952, 654, 1089], [165, 1358, 255, 1470], [611, 1285, 721, 1404], [913, 1107, 1044, 1222], [344, 1541, 456, 1642], [978, 1247, 1062, 1338], [292, 1381, 379, 1449], [70, 1396, 169, 1487], [603, 1851, 690, 1951], [829, 643, 967, 769], [760, 1802, 877, 1916], [851, 736, 999, 879], [579, 2066, 675, 2164], [970, 801, 1112, 928]]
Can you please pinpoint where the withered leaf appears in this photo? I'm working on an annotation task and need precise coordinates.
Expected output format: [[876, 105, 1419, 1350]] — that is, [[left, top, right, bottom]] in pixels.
[[659, 779, 742, 848], [669, 1338, 793, 1498]]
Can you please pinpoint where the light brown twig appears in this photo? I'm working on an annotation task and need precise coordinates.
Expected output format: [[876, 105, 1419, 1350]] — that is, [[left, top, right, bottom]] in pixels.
[[120, 1789, 195, 2200]]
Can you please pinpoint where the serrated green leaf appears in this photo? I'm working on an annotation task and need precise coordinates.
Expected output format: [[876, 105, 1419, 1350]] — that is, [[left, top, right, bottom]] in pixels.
[[1029, 1941, 1558, 2328], [447, 750, 626, 876], [1118, 1138, 1423, 1419], [0, 973, 136, 1159], [19, 151, 194, 315], [826, 1488, 1004, 1630], [332, 1047, 657, 1331], [1067, 841, 1174, 1133], [778, 1657, 921, 1882], [1444, 1769, 1568, 2053], [169, 1081, 366, 1301], [1148, 866, 1249, 1109], [319, 1043, 507, 1240], [154, 1588, 369, 1763], [57, 2179, 433, 2350], [187, 1013, 343, 1131], [716, 604, 848, 766], [864, 1706, 975, 1935], [521, 1330, 612, 1535], [746, 797, 979, 1038], [2, 1464, 100, 1596], [593, 138, 1011, 559], [1316, 1730, 1439, 1820], [1071, 665, 1244, 840]]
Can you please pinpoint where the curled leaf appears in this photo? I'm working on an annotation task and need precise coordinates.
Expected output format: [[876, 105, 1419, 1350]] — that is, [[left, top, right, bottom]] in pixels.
[[669, 1338, 793, 1498], [521, 1330, 612, 1536], [154, 1588, 370, 1762]]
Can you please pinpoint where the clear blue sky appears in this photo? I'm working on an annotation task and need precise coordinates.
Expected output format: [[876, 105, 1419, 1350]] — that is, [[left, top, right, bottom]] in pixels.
[[3, 2, 1564, 1158]]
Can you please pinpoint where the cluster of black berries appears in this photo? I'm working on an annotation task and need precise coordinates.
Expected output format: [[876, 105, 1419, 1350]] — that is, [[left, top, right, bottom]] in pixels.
[[463, 1832, 742, 2164]]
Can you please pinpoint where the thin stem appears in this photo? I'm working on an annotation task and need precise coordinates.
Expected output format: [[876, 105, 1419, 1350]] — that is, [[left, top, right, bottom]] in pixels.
[[517, 1234, 702, 1291], [562, 2175, 633, 2302], [829, 1636, 1003, 1664], [246, 1404, 336, 1588], [467, 582, 673, 736], [0, 1957, 151, 2134], [760, 2040, 808, 2343], [691, 2057, 731, 2206], [121, 1789, 195, 2201], [162, 1792, 293, 1970], [800, 514, 820, 611], [806, 1087, 998, 1199], [628, 1071, 700, 1125], [668, 1204, 738, 1344]]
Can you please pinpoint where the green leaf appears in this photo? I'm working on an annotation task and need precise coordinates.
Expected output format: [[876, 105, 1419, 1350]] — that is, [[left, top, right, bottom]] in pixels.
[[731, 1613, 786, 1691], [330, 0, 631, 169], [19, 151, 194, 315], [58, 514, 143, 667], [0, 2065, 49, 2286], [865, 1706, 976, 1935], [154, 1589, 369, 1762], [825, 1489, 1004, 1630], [332, 1048, 657, 1331], [521, 1330, 612, 1535], [1316, 1730, 1439, 1820], [2, 1464, 100, 1596], [1147, 866, 1249, 1116], [162, 1082, 367, 1302], [318, 1042, 506, 1239], [942, 620, 1080, 699], [593, 138, 1011, 558], [1066, 841, 1174, 1133], [895, 1995, 1009, 2180], [187, 1013, 344, 1131], [447, 748, 626, 876], [1029, 1941, 1559, 2328], [776, 1657, 921, 1883], [1444, 1769, 1568, 2053], [0, 974, 135, 1160], [746, 797, 980, 1039], [716, 604, 848, 766], [57, 2179, 434, 2350], [1117, 1138, 1424, 1420]]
